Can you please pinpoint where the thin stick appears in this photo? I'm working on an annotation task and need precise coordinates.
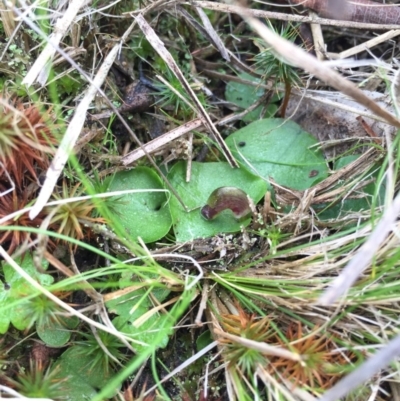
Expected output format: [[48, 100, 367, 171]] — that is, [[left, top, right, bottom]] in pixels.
[[215, 330, 303, 361], [190, 1, 400, 30], [330, 29, 400, 59], [122, 118, 204, 165], [195, 280, 209, 326], [309, 11, 325, 60]]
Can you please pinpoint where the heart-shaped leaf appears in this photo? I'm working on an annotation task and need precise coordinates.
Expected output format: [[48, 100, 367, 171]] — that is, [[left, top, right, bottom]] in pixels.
[[168, 161, 267, 242], [225, 118, 328, 190], [106, 167, 172, 243]]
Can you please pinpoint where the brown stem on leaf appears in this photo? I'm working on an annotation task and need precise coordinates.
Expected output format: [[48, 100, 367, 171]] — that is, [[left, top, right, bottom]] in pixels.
[[280, 78, 292, 118]]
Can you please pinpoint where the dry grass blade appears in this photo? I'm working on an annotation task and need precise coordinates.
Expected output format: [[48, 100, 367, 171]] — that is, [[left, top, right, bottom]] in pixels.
[[122, 95, 274, 164], [330, 29, 400, 59], [0, 0, 15, 37], [392, 69, 400, 115], [122, 118, 204, 164], [29, 45, 120, 220], [319, 332, 400, 401], [216, 330, 303, 362], [143, 341, 219, 396], [318, 190, 400, 305], [135, 13, 239, 168], [21, 0, 88, 87], [256, 367, 318, 401], [43, 251, 101, 302], [194, 5, 230, 61]]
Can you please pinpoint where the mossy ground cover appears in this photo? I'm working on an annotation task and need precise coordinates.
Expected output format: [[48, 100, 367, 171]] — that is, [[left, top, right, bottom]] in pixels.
[[0, 2, 399, 401]]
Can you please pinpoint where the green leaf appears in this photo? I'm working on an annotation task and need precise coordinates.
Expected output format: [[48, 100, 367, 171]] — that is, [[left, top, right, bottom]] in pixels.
[[113, 313, 171, 353], [225, 118, 328, 190], [168, 161, 267, 242], [59, 376, 98, 401], [225, 72, 277, 122], [106, 283, 170, 317], [54, 349, 101, 400], [37, 315, 79, 347], [0, 288, 16, 334], [106, 167, 172, 243], [0, 254, 53, 334], [56, 73, 82, 95], [196, 330, 213, 352], [37, 320, 70, 347], [106, 281, 172, 353], [57, 346, 114, 390]]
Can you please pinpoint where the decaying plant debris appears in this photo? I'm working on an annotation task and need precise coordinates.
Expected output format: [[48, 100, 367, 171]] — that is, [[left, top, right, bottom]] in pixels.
[[1, 1, 400, 400]]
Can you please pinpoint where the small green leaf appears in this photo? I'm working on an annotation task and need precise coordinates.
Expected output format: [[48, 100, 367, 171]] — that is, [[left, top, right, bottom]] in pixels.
[[106, 167, 172, 243], [37, 315, 79, 347], [3, 253, 53, 289], [225, 72, 277, 122], [113, 313, 171, 353], [58, 376, 98, 401], [196, 330, 213, 352], [57, 346, 113, 390], [225, 118, 328, 190], [106, 279, 172, 353], [105, 283, 169, 317], [168, 161, 267, 242], [37, 320, 70, 347], [0, 254, 53, 334]]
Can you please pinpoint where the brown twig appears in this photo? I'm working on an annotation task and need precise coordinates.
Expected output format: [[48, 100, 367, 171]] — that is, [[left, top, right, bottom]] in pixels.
[[191, 1, 400, 30], [290, 0, 400, 25]]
